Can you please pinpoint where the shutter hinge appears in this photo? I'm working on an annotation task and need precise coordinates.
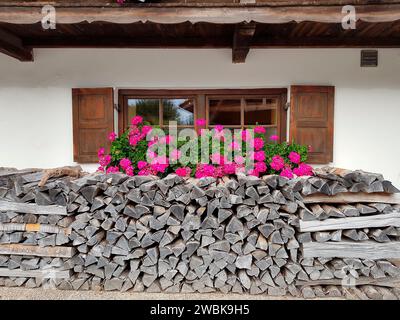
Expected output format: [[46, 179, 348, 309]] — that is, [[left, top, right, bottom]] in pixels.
[[114, 103, 120, 112], [284, 102, 290, 111]]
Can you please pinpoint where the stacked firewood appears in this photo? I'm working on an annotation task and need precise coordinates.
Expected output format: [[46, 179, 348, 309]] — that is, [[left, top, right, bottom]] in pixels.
[[0, 167, 399, 299]]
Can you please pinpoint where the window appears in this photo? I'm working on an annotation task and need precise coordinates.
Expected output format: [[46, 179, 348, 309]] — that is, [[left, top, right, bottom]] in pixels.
[[119, 89, 287, 141], [207, 95, 282, 138]]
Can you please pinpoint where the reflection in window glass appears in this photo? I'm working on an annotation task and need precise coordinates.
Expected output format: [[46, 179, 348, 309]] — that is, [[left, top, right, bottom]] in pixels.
[[209, 99, 241, 125], [127, 99, 159, 125], [244, 98, 277, 125], [264, 127, 279, 141], [163, 99, 194, 125]]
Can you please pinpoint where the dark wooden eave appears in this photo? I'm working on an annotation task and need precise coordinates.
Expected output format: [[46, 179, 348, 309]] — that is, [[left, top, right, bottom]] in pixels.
[[0, 2, 400, 63], [0, 28, 32, 61]]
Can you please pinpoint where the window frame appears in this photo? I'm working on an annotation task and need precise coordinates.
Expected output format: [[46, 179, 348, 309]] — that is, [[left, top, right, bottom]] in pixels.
[[118, 89, 287, 141]]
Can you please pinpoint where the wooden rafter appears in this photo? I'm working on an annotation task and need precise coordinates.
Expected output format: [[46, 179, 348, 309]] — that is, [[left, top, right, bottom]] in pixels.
[[232, 22, 256, 63], [0, 27, 33, 61]]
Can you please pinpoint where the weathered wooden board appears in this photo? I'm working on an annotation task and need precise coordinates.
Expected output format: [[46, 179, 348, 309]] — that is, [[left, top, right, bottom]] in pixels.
[[0, 200, 67, 215], [0, 223, 71, 235], [300, 212, 400, 232], [1, 4, 400, 24], [303, 241, 400, 259], [0, 244, 75, 258], [0, 268, 71, 279], [296, 276, 400, 288], [303, 192, 400, 204]]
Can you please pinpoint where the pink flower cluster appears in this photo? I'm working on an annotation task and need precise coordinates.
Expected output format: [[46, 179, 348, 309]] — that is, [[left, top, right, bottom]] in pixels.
[[195, 163, 245, 179], [269, 153, 312, 178], [175, 167, 192, 177], [98, 117, 313, 179]]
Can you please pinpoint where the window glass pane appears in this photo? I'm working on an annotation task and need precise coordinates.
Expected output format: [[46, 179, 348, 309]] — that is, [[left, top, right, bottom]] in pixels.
[[163, 99, 194, 126], [244, 98, 277, 125], [262, 127, 278, 141], [127, 99, 159, 125], [209, 99, 241, 125]]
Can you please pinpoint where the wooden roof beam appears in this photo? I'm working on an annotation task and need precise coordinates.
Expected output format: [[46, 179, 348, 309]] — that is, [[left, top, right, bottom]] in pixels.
[[232, 22, 256, 63], [0, 28, 33, 61]]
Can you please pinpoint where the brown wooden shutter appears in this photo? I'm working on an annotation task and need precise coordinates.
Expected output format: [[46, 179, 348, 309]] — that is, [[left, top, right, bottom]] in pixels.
[[72, 88, 114, 163], [290, 86, 334, 164]]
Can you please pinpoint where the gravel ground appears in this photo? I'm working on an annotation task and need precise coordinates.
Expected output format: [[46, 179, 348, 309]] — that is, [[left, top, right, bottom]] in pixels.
[[0, 287, 343, 300]]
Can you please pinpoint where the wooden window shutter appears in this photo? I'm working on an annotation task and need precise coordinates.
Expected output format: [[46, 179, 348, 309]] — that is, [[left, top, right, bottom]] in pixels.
[[290, 86, 334, 164], [72, 88, 114, 163]]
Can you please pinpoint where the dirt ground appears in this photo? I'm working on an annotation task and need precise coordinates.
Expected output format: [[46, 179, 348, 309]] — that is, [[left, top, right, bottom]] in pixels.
[[0, 287, 343, 300]]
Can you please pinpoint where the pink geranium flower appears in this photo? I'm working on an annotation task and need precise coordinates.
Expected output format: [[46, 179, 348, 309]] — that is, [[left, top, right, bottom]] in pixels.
[[280, 167, 294, 179], [97, 148, 105, 158], [175, 167, 191, 177], [253, 151, 266, 162], [141, 125, 152, 135], [99, 154, 112, 167], [147, 150, 157, 160], [131, 115, 143, 126], [253, 137, 264, 150], [270, 155, 285, 171], [288, 151, 301, 164], [97, 166, 104, 172], [215, 124, 224, 132], [125, 165, 134, 176], [108, 132, 117, 142], [270, 135, 279, 142], [119, 158, 131, 170], [106, 166, 119, 173], [195, 164, 215, 178], [222, 163, 237, 175], [137, 161, 147, 170], [129, 135, 140, 146], [254, 126, 266, 134], [247, 169, 260, 177], [293, 163, 313, 176], [196, 119, 206, 126], [254, 161, 267, 173]]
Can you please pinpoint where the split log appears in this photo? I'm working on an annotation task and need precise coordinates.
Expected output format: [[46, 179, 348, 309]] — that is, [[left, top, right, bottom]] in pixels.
[[303, 241, 400, 259], [0, 223, 71, 235], [299, 212, 400, 232], [38, 166, 83, 187], [0, 244, 75, 258], [0, 268, 71, 279], [295, 276, 400, 288], [303, 192, 400, 204], [0, 200, 67, 215]]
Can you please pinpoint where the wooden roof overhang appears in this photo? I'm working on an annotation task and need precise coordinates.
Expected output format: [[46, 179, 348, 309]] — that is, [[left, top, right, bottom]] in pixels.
[[1, 1, 400, 63]]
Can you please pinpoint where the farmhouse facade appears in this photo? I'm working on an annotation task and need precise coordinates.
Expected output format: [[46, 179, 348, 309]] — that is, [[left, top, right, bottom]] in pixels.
[[0, 1, 399, 186]]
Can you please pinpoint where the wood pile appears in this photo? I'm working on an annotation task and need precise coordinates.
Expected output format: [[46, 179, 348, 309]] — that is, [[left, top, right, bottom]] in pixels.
[[0, 166, 399, 299]]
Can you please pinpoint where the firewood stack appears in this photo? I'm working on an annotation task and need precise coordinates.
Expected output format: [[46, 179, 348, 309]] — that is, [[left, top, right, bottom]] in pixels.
[[0, 166, 399, 299]]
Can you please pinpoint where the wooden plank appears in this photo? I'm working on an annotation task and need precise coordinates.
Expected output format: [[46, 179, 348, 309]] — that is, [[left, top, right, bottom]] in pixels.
[[0, 27, 33, 61], [300, 212, 400, 232], [0, 223, 71, 235], [303, 241, 400, 259], [0, 200, 67, 215], [0, 244, 75, 258], [296, 276, 400, 288], [0, 268, 71, 279], [303, 192, 400, 204], [1, 4, 400, 24]]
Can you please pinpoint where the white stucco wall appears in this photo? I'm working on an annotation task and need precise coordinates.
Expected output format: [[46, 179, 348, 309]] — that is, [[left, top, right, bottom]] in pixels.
[[0, 48, 399, 186]]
